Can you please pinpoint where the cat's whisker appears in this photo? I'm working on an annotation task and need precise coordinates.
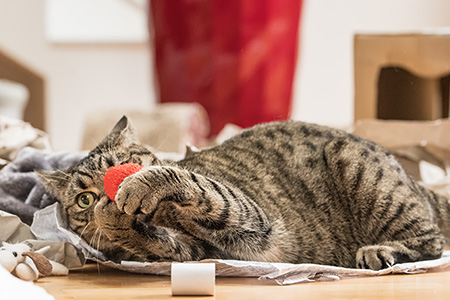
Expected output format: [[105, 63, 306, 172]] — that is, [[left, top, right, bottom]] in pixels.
[[151, 141, 167, 154], [80, 227, 97, 266], [88, 228, 100, 253], [95, 228, 103, 275], [96, 230, 102, 254], [88, 138, 101, 149], [79, 222, 94, 266], [79, 222, 92, 240], [43, 172, 71, 180]]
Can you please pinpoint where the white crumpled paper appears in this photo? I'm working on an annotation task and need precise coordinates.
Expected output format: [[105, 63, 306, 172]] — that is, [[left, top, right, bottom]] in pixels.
[[0, 116, 51, 165], [0, 209, 83, 269], [24, 203, 450, 285], [418, 160, 450, 199]]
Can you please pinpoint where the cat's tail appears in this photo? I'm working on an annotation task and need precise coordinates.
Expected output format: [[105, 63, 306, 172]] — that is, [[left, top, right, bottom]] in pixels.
[[419, 184, 450, 243]]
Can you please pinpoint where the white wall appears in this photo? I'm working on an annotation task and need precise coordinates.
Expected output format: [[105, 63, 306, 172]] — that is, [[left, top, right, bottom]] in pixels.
[[292, 0, 450, 129], [0, 0, 155, 150], [2, 0, 450, 150]]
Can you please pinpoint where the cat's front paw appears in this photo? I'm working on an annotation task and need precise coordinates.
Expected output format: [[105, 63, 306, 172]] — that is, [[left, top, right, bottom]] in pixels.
[[115, 167, 162, 215], [356, 245, 395, 270]]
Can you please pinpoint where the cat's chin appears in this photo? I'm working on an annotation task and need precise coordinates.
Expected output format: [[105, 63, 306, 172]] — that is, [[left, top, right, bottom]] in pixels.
[[99, 246, 135, 263]]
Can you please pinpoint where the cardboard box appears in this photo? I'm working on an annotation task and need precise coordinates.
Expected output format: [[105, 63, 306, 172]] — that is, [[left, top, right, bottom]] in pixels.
[[354, 33, 450, 122], [353, 119, 450, 190]]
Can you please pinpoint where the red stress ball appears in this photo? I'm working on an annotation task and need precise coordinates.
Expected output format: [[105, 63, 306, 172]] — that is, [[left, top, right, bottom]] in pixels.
[[104, 163, 143, 201]]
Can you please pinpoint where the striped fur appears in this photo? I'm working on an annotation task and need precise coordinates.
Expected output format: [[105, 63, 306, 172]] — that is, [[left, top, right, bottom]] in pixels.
[[38, 116, 450, 270]]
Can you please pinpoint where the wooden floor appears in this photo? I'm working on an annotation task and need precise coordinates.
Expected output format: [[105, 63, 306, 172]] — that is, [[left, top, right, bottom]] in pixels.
[[35, 263, 450, 300]]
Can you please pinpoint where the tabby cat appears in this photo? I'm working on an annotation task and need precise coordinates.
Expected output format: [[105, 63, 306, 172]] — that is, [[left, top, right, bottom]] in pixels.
[[38, 116, 450, 270]]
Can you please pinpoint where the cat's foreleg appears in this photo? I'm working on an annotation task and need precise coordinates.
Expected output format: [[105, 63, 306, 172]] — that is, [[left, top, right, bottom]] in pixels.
[[94, 198, 212, 261], [114, 166, 277, 261]]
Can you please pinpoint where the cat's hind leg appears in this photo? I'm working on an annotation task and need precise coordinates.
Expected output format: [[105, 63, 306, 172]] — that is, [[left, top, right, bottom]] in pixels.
[[356, 235, 444, 270], [324, 137, 445, 270]]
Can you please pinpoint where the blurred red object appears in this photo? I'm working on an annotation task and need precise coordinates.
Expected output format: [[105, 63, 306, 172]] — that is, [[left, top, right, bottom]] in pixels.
[[149, 0, 303, 136]]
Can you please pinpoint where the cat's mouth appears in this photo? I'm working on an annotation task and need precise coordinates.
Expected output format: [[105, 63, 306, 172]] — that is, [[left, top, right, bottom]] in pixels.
[[93, 196, 135, 229]]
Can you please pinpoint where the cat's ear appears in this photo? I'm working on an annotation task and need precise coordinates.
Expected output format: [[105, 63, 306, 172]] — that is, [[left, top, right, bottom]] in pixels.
[[36, 169, 70, 200], [112, 115, 138, 145], [95, 116, 139, 150]]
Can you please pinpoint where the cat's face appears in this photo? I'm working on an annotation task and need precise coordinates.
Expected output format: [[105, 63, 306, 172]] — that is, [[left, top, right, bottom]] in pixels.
[[38, 116, 160, 253]]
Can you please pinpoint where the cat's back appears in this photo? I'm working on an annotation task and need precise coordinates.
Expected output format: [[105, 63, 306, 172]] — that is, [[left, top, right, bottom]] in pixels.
[[177, 120, 348, 187]]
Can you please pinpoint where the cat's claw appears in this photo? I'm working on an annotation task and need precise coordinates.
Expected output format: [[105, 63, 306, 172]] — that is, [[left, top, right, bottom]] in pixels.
[[356, 245, 395, 270]]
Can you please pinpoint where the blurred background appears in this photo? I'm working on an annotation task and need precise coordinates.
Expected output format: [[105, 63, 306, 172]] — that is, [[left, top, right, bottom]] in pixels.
[[1, 0, 450, 151]]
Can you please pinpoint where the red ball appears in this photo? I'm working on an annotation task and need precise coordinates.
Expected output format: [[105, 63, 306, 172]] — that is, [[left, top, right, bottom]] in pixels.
[[104, 163, 143, 201]]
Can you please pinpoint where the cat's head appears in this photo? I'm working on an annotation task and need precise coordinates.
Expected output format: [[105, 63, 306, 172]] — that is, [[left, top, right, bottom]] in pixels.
[[37, 116, 160, 248]]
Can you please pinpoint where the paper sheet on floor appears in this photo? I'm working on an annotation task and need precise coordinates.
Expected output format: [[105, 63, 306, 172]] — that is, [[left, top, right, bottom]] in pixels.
[[22, 203, 450, 285]]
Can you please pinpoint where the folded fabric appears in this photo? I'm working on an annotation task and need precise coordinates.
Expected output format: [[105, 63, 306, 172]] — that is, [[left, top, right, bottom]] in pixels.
[[0, 116, 51, 165], [0, 147, 86, 225]]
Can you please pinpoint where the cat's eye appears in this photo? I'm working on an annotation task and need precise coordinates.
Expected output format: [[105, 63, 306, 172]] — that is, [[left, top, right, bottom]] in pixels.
[[76, 192, 97, 209]]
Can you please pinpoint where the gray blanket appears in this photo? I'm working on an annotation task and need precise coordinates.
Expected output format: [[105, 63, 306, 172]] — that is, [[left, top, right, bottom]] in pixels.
[[0, 147, 85, 225]]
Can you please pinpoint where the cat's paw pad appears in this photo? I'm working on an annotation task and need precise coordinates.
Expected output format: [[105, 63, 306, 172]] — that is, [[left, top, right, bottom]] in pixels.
[[356, 245, 395, 270]]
